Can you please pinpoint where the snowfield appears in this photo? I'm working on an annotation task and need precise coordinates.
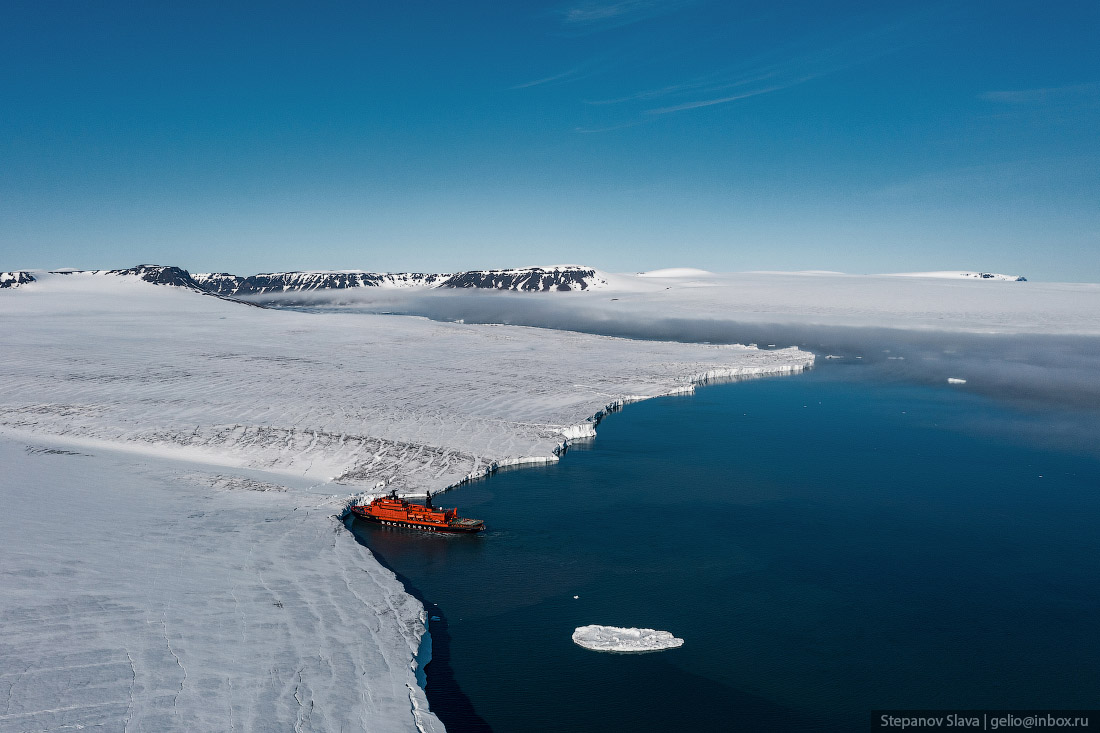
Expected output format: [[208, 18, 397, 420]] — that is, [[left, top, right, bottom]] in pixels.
[[882, 270, 1026, 281], [1, 440, 439, 733], [571, 625, 685, 653], [0, 271, 811, 732]]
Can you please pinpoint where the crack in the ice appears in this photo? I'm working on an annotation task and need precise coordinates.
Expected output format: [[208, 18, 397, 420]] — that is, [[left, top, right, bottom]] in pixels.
[[2, 663, 30, 715], [291, 667, 314, 733], [161, 613, 187, 712], [227, 675, 236, 732], [124, 651, 136, 732]]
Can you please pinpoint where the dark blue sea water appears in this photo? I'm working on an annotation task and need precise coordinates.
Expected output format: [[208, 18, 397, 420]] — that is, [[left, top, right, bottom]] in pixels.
[[350, 365, 1100, 732]]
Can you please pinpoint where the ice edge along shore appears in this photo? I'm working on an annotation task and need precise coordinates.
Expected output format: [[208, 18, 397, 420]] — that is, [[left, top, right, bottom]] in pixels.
[[382, 359, 812, 718], [355, 360, 814, 509]]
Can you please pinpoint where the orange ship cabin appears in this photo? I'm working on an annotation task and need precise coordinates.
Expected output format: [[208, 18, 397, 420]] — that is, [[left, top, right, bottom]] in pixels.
[[349, 490, 485, 533]]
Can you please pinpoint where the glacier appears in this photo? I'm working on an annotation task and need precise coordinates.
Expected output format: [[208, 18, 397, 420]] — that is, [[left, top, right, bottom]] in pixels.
[[0, 270, 811, 732]]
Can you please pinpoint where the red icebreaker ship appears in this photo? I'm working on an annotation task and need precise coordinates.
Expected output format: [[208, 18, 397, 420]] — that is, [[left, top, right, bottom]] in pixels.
[[349, 490, 485, 533]]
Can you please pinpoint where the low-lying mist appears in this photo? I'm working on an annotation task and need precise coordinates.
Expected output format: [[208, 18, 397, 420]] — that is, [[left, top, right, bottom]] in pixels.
[[255, 288, 1100, 453]]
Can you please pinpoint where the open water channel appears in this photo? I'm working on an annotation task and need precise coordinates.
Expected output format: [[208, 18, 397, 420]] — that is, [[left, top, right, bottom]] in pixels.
[[350, 364, 1100, 731]]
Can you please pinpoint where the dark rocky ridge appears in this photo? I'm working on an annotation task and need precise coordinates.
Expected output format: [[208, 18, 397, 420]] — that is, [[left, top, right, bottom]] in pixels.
[[0, 271, 36, 288], [48, 265, 265, 306], [439, 267, 606, 291], [191, 266, 606, 295], [192, 271, 449, 296], [7, 264, 608, 296], [107, 265, 206, 290]]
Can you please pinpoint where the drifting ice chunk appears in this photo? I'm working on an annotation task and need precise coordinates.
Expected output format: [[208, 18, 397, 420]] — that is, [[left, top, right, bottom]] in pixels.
[[572, 625, 684, 652], [948, 377, 967, 384]]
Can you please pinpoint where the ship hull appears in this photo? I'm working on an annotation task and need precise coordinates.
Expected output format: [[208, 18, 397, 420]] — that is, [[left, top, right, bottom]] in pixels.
[[349, 507, 484, 533]]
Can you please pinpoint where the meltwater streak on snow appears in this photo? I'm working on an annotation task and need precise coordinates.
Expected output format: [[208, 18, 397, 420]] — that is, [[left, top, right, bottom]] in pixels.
[[0, 271, 810, 732], [571, 626, 685, 653]]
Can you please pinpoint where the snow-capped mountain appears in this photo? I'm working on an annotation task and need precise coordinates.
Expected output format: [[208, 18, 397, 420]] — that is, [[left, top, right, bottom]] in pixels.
[[187, 265, 609, 294], [0, 271, 35, 288], [105, 264, 208, 289], [439, 266, 608, 291], [192, 271, 450, 296], [8, 264, 611, 296], [44, 264, 208, 290]]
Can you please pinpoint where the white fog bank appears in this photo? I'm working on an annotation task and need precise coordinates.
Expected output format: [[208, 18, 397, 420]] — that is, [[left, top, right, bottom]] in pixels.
[[263, 271, 1100, 416]]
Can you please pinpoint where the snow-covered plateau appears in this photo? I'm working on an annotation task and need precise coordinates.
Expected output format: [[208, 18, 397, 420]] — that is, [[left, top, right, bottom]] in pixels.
[[571, 625, 685, 653], [0, 270, 812, 732], [883, 270, 1026, 281]]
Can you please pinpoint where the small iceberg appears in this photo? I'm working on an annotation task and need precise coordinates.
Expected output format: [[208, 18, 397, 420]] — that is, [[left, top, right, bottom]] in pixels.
[[947, 377, 967, 385], [572, 625, 684, 653]]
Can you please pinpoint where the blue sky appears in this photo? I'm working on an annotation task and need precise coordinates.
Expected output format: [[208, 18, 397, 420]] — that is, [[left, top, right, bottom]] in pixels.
[[2, 1, 1098, 280]]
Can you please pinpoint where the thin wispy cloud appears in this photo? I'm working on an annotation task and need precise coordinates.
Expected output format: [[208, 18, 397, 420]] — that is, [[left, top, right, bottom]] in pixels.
[[585, 70, 782, 106], [573, 17, 915, 125], [573, 119, 646, 133], [559, 0, 693, 30], [646, 79, 808, 115], [981, 82, 1100, 105], [510, 66, 586, 90], [554, 0, 690, 33]]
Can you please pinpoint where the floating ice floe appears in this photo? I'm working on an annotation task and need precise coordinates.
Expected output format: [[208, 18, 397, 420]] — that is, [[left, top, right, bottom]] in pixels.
[[572, 625, 684, 653], [948, 377, 967, 384]]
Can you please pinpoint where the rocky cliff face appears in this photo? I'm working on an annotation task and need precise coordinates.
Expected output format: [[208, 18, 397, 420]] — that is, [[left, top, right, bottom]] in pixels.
[[191, 266, 607, 294], [439, 266, 607, 291], [106, 265, 206, 290], [8, 264, 609, 295], [192, 271, 450, 296]]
